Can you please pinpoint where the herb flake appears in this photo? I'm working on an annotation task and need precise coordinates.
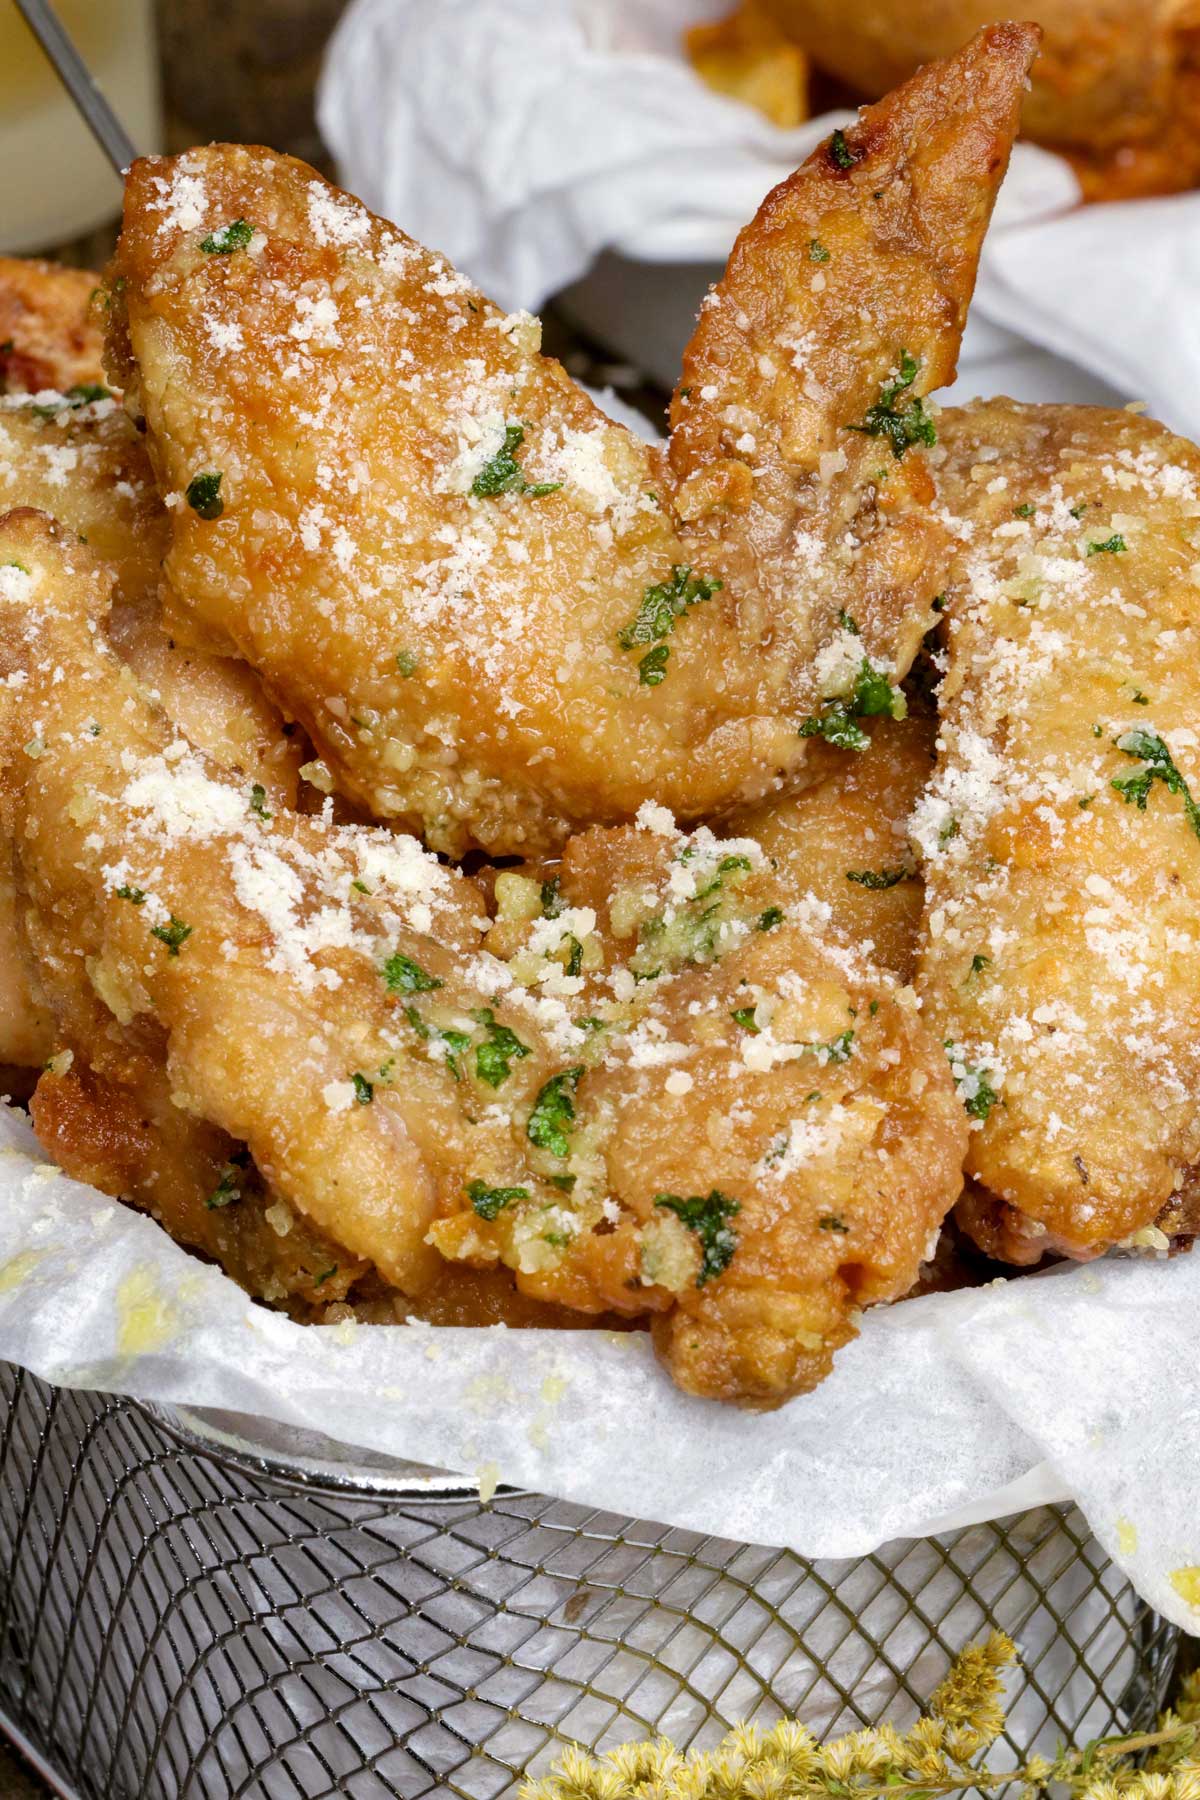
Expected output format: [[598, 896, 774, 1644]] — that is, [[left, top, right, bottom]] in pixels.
[[185, 472, 224, 520], [382, 953, 442, 994], [466, 1179, 530, 1221], [849, 351, 936, 459], [654, 1189, 740, 1286], [200, 218, 254, 254], [527, 1067, 584, 1159]]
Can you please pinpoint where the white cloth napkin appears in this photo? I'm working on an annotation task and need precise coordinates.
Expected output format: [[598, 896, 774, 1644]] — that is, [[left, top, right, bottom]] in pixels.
[[320, 0, 1200, 436]]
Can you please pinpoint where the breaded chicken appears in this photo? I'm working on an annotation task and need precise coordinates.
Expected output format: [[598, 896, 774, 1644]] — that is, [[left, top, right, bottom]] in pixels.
[[106, 27, 1035, 858], [0, 368, 304, 1069], [0, 257, 105, 396], [459, 813, 966, 1404], [919, 398, 1200, 1261], [2, 510, 965, 1403], [723, 709, 934, 981]]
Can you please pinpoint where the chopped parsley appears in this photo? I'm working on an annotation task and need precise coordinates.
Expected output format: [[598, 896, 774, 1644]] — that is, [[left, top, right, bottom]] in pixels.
[[1069, 502, 1088, 519], [964, 952, 992, 983], [31, 382, 111, 420], [382, 952, 442, 994], [849, 351, 936, 460], [396, 649, 419, 677], [818, 1214, 850, 1233], [802, 1027, 855, 1065], [931, 592, 947, 613], [185, 472, 224, 520], [471, 1009, 531, 1088], [563, 935, 583, 977], [846, 866, 907, 889], [150, 917, 192, 956], [1013, 502, 1036, 519], [944, 1041, 999, 1121], [828, 128, 858, 171], [809, 238, 830, 263], [540, 876, 565, 918], [402, 1007, 469, 1078], [1112, 728, 1200, 841], [638, 644, 670, 686], [438, 1029, 473, 1081], [653, 1190, 740, 1286], [757, 906, 784, 932], [527, 1067, 584, 1158], [837, 609, 860, 635], [617, 566, 722, 665], [352, 1072, 374, 1105], [200, 218, 254, 254], [313, 1265, 338, 1286], [730, 1006, 760, 1032], [466, 1179, 529, 1221], [248, 782, 271, 821], [1132, 689, 1150, 705], [799, 658, 906, 748], [116, 884, 146, 905], [1087, 534, 1126, 556], [205, 1163, 244, 1209], [470, 423, 560, 499]]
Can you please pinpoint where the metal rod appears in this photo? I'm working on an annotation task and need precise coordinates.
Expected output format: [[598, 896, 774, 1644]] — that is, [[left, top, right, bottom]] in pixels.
[[11, 0, 139, 176]]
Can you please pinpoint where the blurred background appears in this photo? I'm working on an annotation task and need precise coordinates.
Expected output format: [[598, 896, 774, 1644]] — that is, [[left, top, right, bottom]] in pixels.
[[12, 0, 1200, 440]]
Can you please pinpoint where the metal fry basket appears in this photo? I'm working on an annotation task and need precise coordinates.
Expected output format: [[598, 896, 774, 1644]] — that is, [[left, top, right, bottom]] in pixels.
[[0, 1361, 1179, 1800]]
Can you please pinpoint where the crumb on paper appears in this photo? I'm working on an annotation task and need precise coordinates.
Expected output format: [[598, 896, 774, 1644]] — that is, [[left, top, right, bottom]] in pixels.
[[541, 1372, 568, 1406], [477, 1460, 500, 1502], [116, 1267, 176, 1356], [0, 1250, 45, 1294], [1116, 1517, 1137, 1555], [467, 1372, 512, 1408], [1170, 1567, 1200, 1608]]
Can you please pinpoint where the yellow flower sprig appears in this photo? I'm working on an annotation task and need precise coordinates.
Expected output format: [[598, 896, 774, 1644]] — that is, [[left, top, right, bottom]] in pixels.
[[520, 1634, 1200, 1800]]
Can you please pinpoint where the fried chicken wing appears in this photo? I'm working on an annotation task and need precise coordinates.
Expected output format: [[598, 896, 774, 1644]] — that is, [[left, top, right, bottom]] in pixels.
[[723, 710, 934, 981], [0, 257, 104, 395], [0, 329, 305, 1068], [456, 812, 967, 1404], [761, 0, 1200, 200], [919, 398, 1200, 1260], [0, 391, 303, 802], [106, 26, 1034, 857], [2, 509, 964, 1403]]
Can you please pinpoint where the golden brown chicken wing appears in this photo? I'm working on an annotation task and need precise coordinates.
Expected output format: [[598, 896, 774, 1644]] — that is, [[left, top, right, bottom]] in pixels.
[[761, 0, 1200, 200], [106, 26, 1035, 858], [2, 509, 965, 1403], [919, 398, 1200, 1261], [0, 304, 305, 1070], [0, 256, 105, 396]]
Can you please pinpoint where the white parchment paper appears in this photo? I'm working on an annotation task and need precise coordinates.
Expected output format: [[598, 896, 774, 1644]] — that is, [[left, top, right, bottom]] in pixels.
[[3, 1097, 1198, 1630], [320, 0, 1200, 439]]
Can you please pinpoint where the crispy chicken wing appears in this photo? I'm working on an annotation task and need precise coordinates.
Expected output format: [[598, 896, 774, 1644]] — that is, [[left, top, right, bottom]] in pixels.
[[0, 333, 305, 1069], [919, 398, 1200, 1261], [106, 27, 1034, 857], [457, 812, 966, 1403], [723, 709, 934, 981], [2, 509, 965, 1402], [0, 257, 104, 396]]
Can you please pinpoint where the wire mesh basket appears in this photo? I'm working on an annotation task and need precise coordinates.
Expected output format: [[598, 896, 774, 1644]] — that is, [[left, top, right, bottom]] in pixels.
[[0, 1360, 1179, 1800]]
